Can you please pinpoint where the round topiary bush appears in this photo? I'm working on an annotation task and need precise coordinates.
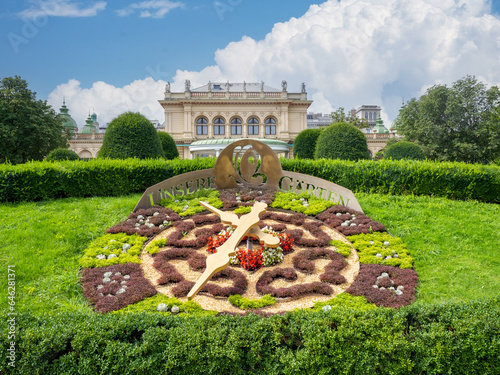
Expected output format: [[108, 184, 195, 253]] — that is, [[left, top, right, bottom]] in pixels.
[[158, 131, 179, 160], [99, 112, 164, 159], [384, 141, 425, 161], [294, 128, 322, 159], [314, 122, 371, 160], [46, 148, 80, 161]]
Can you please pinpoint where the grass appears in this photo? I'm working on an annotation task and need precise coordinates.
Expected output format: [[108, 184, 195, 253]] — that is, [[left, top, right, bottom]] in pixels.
[[0, 192, 498, 314], [357, 193, 500, 305]]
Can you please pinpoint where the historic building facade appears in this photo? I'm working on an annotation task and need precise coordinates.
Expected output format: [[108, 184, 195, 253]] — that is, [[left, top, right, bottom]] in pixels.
[[161, 81, 312, 159]]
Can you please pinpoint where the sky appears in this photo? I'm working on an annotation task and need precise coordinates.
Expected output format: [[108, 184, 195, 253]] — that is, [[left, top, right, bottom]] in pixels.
[[2, 0, 500, 127]]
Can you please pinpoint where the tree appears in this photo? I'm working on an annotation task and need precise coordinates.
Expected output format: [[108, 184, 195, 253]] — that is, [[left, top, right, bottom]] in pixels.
[[0, 76, 69, 164], [330, 107, 369, 130], [99, 112, 164, 159], [157, 131, 179, 160], [314, 122, 371, 161], [46, 148, 80, 161], [394, 76, 500, 164], [384, 141, 425, 160], [294, 128, 322, 159]]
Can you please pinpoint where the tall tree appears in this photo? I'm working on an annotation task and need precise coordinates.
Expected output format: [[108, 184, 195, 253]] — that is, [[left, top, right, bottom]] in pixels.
[[330, 107, 369, 130], [0, 76, 68, 164], [394, 76, 500, 163]]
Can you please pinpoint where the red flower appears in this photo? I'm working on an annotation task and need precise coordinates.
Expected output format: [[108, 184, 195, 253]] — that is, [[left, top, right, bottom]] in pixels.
[[236, 248, 263, 271]]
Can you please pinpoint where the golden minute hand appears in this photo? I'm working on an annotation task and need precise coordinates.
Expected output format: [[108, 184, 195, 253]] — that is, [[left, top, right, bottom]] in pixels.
[[199, 201, 240, 226], [187, 201, 268, 300]]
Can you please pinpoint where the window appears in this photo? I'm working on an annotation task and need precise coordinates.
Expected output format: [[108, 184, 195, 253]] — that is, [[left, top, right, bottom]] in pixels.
[[365, 113, 368, 120], [231, 125, 242, 135], [196, 117, 208, 124], [248, 125, 259, 135], [214, 117, 225, 124], [231, 118, 242, 124], [214, 125, 225, 135], [265, 125, 276, 135], [265, 118, 276, 135], [197, 125, 208, 135], [248, 117, 259, 124]]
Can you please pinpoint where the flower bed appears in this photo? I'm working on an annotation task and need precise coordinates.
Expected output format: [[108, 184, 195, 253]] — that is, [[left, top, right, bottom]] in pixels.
[[79, 187, 419, 313]]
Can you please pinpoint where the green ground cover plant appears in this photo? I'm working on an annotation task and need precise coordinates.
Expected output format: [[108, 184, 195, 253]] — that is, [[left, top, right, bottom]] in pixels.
[[270, 191, 336, 215], [228, 294, 276, 309], [158, 188, 223, 217], [79, 233, 147, 268]]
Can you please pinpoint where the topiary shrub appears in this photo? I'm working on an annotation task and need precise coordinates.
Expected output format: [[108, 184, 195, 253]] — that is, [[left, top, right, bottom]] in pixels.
[[158, 131, 179, 160], [46, 148, 79, 161], [294, 128, 322, 159], [314, 122, 371, 160], [99, 112, 164, 159], [384, 140, 425, 160]]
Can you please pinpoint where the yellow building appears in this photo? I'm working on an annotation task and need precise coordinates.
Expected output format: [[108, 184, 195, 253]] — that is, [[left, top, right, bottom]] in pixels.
[[161, 81, 312, 159]]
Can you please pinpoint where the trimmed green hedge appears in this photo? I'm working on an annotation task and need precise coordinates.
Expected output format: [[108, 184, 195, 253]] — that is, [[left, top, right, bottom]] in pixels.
[[1, 300, 498, 374], [1, 157, 499, 203], [0, 158, 215, 202], [281, 158, 500, 203]]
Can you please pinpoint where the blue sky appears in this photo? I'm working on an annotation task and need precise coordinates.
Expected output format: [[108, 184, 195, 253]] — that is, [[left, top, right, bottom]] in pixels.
[[2, 0, 500, 125]]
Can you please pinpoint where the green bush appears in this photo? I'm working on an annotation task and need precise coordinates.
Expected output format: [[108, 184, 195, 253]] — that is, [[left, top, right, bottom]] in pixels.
[[1, 300, 498, 374], [315, 122, 371, 161], [99, 112, 164, 159], [294, 128, 322, 159], [158, 131, 179, 160], [46, 148, 80, 161], [384, 141, 425, 160], [228, 294, 276, 309]]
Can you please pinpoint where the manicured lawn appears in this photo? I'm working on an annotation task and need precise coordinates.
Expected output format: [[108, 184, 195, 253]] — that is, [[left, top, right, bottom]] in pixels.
[[1, 193, 498, 313]]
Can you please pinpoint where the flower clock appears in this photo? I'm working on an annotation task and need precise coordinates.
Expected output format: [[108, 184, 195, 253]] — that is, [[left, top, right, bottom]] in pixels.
[[80, 188, 418, 314]]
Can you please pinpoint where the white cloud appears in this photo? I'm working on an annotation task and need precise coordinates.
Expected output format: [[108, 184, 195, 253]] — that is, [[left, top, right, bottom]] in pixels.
[[170, 0, 500, 124], [48, 0, 500, 127], [47, 78, 167, 128], [116, 0, 183, 19], [19, 0, 106, 19]]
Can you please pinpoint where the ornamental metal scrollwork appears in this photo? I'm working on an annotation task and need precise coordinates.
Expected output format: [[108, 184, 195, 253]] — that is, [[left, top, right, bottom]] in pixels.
[[214, 139, 283, 190]]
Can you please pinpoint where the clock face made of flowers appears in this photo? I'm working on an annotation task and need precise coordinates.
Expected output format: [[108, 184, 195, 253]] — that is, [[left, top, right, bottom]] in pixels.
[[80, 140, 418, 314]]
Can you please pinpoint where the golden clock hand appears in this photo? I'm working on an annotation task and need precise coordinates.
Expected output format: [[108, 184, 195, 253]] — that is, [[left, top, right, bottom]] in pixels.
[[187, 201, 268, 300], [247, 226, 280, 248], [199, 201, 240, 226]]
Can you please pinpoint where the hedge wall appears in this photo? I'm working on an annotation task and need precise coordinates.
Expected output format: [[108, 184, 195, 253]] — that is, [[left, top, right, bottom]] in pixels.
[[0, 158, 498, 203], [280, 158, 500, 203], [1, 300, 498, 374]]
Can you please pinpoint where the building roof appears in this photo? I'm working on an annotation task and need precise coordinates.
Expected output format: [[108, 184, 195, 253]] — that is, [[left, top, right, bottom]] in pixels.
[[58, 101, 78, 133], [79, 115, 98, 134], [192, 82, 280, 93]]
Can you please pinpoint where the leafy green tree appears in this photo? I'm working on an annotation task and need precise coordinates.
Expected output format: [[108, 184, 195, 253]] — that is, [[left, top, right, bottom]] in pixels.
[[294, 128, 322, 159], [99, 112, 164, 159], [330, 107, 369, 130], [46, 148, 80, 161], [0, 76, 68, 164], [314, 122, 371, 160], [157, 131, 179, 160], [384, 141, 425, 160], [394, 76, 500, 163]]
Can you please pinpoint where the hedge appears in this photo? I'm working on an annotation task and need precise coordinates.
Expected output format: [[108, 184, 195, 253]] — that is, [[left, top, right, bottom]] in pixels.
[[280, 158, 500, 203], [0, 158, 215, 202], [1, 300, 498, 374], [0, 158, 498, 203]]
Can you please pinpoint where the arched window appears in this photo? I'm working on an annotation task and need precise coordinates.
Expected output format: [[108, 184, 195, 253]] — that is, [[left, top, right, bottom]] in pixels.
[[231, 117, 242, 135], [365, 113, 368, 120], [265, 117, 276, 135], [248, 117, 259, 135], [369, 112, 372, 121], [196, 117, 208, 135], [213, 117, 225, 135]]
